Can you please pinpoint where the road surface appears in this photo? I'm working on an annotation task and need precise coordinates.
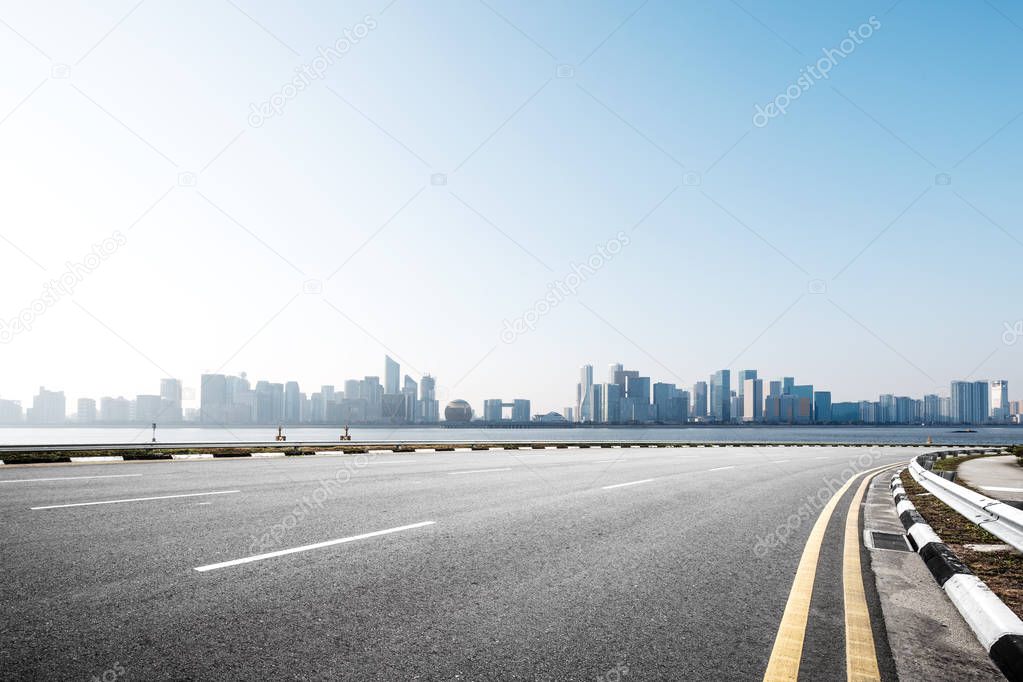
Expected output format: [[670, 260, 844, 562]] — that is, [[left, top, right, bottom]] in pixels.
[[1, 446, 917, 680]]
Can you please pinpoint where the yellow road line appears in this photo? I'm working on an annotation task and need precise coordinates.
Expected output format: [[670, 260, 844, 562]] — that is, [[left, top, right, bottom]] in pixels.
[[763, 464, 893, 681], [843, 473, 882, 681]]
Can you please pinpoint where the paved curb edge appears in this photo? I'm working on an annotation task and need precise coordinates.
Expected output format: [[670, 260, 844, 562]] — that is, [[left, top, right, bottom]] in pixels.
[[890, 471, 1023, 681]]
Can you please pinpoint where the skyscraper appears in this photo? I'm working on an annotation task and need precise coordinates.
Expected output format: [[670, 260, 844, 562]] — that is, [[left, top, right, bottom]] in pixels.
[[200, 374, 228, 424], [285, 381, 301, 423], [403, 375, 418, 423], [951, 380, 989, 424], [160, 378, 183, 422], [77, 398, 97, 424], [589, 383, 604, 423], [608, 363, 623, 384], [419, 374, 439, 423], [624, 374, 650, 422], [813, 391, 832, 423], [577, 364, 594, 422], [709, 370, 730, 422], [692, 381, 708, 419], [735, 370, 757, 421], [742, 378, 763, 422], [653, 382, 675, 422], [792, 384, 813, 424], [384, 356, 400, 395], [603, 383, 622, 423], [991, 380, 1009, 422]]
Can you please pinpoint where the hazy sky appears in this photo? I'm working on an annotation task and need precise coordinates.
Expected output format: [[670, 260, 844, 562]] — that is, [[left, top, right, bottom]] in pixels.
[[1, 0, 1021, 413]]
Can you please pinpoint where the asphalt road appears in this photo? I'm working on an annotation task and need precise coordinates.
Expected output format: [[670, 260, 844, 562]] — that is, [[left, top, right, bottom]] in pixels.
[[0, 445, 919, 680]]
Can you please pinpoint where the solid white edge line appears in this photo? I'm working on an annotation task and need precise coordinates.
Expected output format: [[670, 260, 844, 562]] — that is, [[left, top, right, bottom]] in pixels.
[[447, 467, 513, 475], [982, 486, 1023, 493], [31, 490, 240, 510], [707, 466, 735, 472], [602, 478, 656, 490], [0, 474, 143, 483], [194, 521, 436, 572]]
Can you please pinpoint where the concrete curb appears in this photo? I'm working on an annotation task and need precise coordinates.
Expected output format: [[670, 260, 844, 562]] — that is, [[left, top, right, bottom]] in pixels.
[[69, 456, 124, 463], [171, 453, 213, 460], [891, 471, 1023, 681]]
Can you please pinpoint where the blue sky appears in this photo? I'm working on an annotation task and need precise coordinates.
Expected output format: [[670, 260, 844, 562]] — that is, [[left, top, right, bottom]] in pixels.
[[0, 0, 1021, 413]]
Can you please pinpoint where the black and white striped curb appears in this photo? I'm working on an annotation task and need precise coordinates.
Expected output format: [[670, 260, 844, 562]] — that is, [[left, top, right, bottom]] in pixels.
[[891, 471, 1023, 681]]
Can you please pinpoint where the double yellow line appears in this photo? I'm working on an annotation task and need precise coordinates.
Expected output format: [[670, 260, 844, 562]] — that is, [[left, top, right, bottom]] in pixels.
[[763, 464, 895, 681]]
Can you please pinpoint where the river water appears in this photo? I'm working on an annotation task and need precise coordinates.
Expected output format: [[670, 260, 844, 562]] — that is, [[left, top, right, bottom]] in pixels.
[[0, 425, 1019, 445]]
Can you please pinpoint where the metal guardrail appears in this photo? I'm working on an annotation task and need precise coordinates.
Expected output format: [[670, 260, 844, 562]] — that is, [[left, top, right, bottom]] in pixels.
[[910, 449, 1023, 553]]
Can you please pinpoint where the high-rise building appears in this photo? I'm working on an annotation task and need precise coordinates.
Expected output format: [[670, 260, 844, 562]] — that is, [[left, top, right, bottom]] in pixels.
[[362, 376, 383, 420], [603, 383, 622, 423], [135, 394, 163, 423], [991, 380, 1009, 422], [653, 382, 675, 422], [589, 384, 604, 423], [483, 399, 504, 422], [100, 396, 131, 423], [0, 399, 23, 424], [285, 381, 301, 423], [255, 381, 274, 423], [419, 374, 439, 423], [608, 363, 623, 384], [895, 396, 915, 424], [813, 391, 832, 423], [402, 375, 418, 423], [577, 364, 594, 422], [709, 370, 730, 422], [381, 394, 407, 422], [27, 387, 65, 424], [951, 380, 989, 424], [625, 374, 650, 422], [511, 399, 531, 423], [878, 394, 896, 424], [743, 378, 763, 422], [830, 402, 858, 423], [160, 378, 183, 422], [692, 381, 708, 419], [384, 356, 400, 395], [76, 398, 97, 424], [200, 374, 228, 424], [792, 384, 813, 424]]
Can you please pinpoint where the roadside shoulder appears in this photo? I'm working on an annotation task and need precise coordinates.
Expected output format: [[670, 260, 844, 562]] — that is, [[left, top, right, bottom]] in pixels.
[[863, 471, 1004, 681]]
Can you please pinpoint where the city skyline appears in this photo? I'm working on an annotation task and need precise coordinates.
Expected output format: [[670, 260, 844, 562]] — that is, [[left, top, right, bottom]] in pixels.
[[3, 353, 1016, 426]]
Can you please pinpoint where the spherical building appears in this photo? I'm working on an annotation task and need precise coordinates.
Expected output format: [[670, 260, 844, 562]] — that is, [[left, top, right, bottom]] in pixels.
[[444, 399, 473, 423]]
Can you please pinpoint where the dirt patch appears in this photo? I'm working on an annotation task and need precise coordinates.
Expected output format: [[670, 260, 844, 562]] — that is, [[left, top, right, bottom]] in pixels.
[[901, 471, 1023, 618]]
